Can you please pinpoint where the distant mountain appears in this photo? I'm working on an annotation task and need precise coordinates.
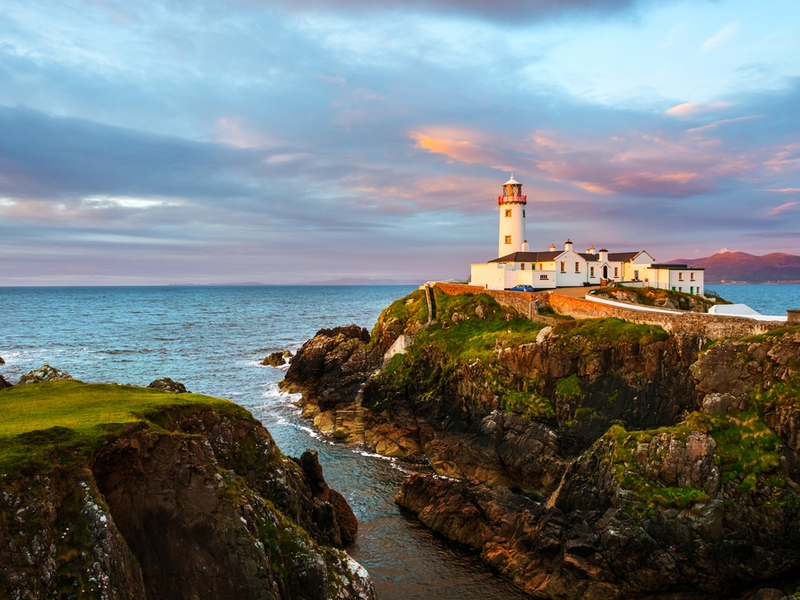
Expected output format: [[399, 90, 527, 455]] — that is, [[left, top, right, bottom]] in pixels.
[[668, 252, 800, 283]]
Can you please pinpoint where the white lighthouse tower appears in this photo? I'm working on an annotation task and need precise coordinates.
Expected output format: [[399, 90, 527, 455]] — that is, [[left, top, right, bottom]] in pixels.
[[497, 175, 527, 257]]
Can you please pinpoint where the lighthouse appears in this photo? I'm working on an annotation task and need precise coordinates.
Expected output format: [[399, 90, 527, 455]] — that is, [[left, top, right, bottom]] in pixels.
[[497, 175, 527, 257]]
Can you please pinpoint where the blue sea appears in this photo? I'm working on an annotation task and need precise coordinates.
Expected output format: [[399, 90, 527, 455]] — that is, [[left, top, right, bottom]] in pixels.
[[0, 285, 529, 600], [706, 284, 800, 316]]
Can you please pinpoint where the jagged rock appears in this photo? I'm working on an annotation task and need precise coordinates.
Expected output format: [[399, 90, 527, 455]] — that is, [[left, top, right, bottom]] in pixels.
[[296, 450, 358, 546], [0, 356, 4, 364], [610, 290, 639, 304], [451, 311, 466, 324], [654, 297, 680, 309], [1, 393, 376, 600], [148, 377, 188, 393], [0, 374, 12, 389], [281, 325, 377, 412], [18, 364, 73, 384], [262, 351, 287, 367], [475, 305, 485, 319]]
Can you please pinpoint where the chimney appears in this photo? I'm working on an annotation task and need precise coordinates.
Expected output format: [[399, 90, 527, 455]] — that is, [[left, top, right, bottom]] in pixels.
[[564, 238, 573, 252], [521, 240, 530, 252], [586, 245, 596, 255], [549, 243, 556, 251], [598, 248, 609, 262]]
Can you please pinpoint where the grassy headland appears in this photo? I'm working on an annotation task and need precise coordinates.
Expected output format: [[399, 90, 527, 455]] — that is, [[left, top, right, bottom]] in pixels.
[[0, 380, 244, 473]]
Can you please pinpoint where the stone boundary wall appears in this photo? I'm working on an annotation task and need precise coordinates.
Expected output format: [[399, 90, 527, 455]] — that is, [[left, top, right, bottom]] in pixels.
[[433, 283, 551, 320], [549, 294, 786, 339], [432, 282, 788, 339]]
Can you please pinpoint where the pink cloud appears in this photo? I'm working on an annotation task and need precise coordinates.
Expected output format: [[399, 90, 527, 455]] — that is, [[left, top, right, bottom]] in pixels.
[[665, 102, 731, 119], [767, 202, 799, 216]]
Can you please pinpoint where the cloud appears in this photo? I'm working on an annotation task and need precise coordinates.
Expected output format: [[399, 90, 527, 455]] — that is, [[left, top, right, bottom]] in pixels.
[[265, 0, 681, 24], [701, 22, 739, 51], [767, 202, 799, 216], [686, 115, 760, 133], [767, 188, 800, 193], [664, 102, 731, 119]]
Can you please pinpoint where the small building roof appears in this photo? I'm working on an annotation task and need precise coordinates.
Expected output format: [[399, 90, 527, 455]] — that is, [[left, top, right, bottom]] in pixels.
[[490, 251, 561, 263], [504, 174, 519, 185], [608, 251, 638, 262]]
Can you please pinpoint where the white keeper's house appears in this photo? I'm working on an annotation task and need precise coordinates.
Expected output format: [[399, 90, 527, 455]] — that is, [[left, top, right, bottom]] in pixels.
[[470, 176, 705, 294]]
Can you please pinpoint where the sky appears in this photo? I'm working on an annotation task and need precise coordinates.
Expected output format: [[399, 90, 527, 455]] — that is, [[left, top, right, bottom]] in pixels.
[[1, 0, 799, 284]]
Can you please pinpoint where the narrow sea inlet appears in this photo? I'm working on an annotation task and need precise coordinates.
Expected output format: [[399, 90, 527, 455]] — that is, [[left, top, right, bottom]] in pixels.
[[0, 285, 529, 600]]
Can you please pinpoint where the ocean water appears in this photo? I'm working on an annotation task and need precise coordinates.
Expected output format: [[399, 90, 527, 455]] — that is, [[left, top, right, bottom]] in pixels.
[[706, 283, 800, 316], [0, 285, 529, 600]]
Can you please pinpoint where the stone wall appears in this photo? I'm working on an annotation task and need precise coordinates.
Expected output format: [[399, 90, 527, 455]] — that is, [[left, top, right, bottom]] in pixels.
[[549, 294, 786, 339], [433, 282, 787, 340]]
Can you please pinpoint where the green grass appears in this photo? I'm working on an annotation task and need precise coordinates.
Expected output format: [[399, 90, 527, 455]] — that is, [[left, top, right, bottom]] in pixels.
[[556, 374, 582, 400], [372, 288, 429, 336], [503, 391, 555, 418], [740, 324, 800, 343], [552, 317, 669, 345], [413, 289, 545, 363], [750, 375, 800, 410], [0, 380, 244, 473], [604, 409, 784, 516]]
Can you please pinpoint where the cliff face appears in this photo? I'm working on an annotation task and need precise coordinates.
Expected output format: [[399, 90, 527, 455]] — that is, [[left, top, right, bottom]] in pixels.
[[284, 288, 800, 598], [0, 383, 375, 600]]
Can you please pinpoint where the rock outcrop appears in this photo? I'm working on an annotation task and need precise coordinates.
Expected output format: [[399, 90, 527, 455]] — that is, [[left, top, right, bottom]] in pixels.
[[0, 374, 11, 389], [19, 364, 74, 384], [262, 351, 292, 367], [148, 376, 188, 393], [0, 384, 375, 600], [285, 287, 800, 598]]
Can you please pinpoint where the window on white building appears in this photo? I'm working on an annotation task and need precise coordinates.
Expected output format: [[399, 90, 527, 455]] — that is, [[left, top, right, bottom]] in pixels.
[[574, 262, 580, 273], [538, 263, 543, 270], [523, 210, 526, 217], [614, 267, 619, 277], [690, 272, 695, 281], [678, 272, 684, 281], [560, 262, 566, 273], [505, 235, 511, 244], [590, 266, 595, 277], [521, 263, 525, 270], [634, 270, 639, 280], [540, 274, 548, 280], [505, 209, 512, 217]]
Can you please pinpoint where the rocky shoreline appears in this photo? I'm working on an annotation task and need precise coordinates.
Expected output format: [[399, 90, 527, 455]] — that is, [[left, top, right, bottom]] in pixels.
[[281, 285, 800, 599], [0, 374, 376, 600]]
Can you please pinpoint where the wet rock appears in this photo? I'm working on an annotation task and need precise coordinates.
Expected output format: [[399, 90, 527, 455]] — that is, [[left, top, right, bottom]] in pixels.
[[18, 364, 73, 384], [0, 356, 4, 364], [262, 351, 287, 367], [296, 450, 358, 546], [281, 325, 378, 412], [0, 374, 11, 389], [148, 377, 188, 393]]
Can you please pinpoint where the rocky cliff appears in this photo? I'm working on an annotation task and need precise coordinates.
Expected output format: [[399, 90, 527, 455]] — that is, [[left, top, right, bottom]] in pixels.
[[0, 379, 375, 600], [283, 287, 800, 598]]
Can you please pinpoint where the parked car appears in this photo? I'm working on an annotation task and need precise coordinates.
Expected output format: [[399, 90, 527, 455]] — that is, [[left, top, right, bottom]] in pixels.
[[509, 285, 535, 292]]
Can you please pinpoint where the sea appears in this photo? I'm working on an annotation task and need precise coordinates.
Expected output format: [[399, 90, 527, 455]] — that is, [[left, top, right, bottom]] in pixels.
[[0, 285, 529, 600], [706, 283, 800, 316]]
